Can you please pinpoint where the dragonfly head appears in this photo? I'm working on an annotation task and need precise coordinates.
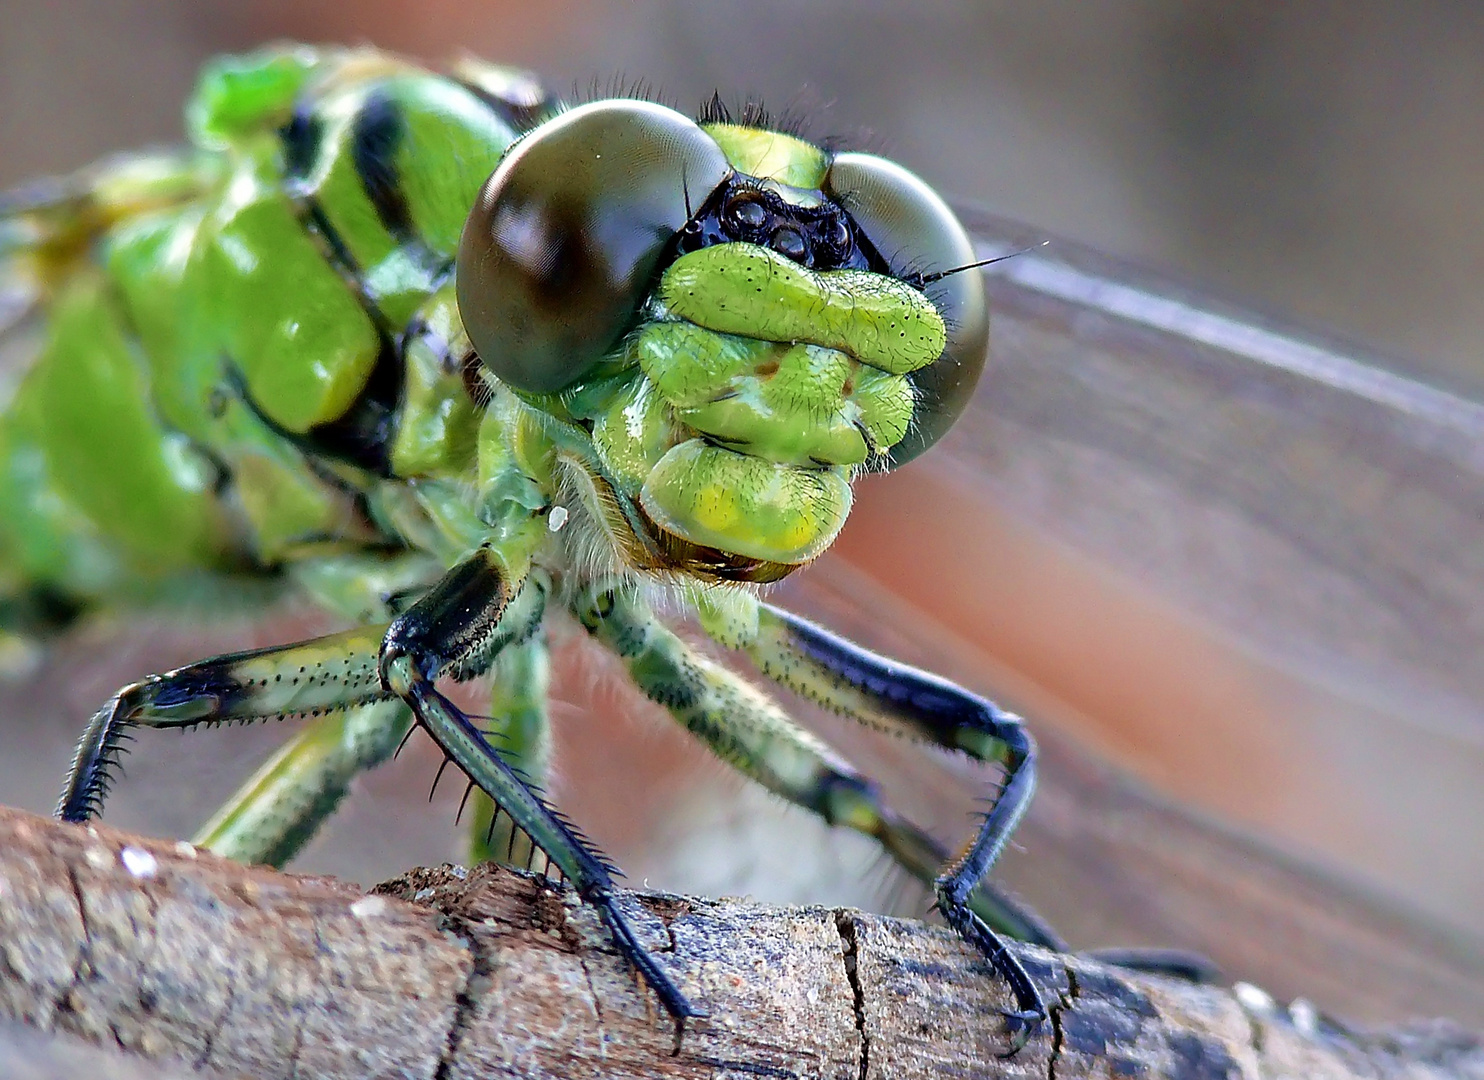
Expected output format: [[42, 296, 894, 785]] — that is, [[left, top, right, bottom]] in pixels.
[[456, 99, 986, 580]]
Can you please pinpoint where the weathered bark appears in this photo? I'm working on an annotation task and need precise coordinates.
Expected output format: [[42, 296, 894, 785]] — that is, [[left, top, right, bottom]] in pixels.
[[0, 805, 1478, 1080]]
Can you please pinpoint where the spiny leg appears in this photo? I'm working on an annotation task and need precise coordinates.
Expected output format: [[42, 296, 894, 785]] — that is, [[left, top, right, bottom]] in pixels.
[[376, 550, 702, 1029], [192, 551, 444, 865], [572, 581, 1045, 1050], [753, 603, 1045, 1043], [732, 604, 1222, 979], [57, 623, 390, 824], [684, 592, 1047, 1051], [466, 631, 552, 868]]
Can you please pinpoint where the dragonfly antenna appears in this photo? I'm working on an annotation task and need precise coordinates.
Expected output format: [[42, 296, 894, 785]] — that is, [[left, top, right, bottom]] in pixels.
[[918, 240, 1049, 284]]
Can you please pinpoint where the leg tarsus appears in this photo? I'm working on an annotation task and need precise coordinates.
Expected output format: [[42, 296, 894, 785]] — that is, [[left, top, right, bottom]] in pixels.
[[58, 680, 162, 822], [999, 1008, 1043, 1058], [378, 569, 702, 1024], [936, 886, 1048, 1053], [590, 888, 706, 1024]]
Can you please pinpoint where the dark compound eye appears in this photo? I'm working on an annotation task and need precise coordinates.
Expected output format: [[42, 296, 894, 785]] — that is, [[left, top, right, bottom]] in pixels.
[[824, 152, 988, 467], [770, 226, 808, 263], [457, 100, 733, 393]]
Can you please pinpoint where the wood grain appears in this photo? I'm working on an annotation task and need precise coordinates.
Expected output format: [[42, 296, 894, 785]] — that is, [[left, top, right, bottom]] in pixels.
[[0, 806, 1478, 1079]]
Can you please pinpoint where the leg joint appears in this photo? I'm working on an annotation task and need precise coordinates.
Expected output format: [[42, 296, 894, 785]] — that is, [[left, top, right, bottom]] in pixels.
[[957, 699, 1035, 770], [817, 771, 887, 830], [375, 638, 424, 697]]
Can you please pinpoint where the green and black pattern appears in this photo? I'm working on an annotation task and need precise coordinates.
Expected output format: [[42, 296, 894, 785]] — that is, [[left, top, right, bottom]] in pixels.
[[0, 44, 1195, 1050]]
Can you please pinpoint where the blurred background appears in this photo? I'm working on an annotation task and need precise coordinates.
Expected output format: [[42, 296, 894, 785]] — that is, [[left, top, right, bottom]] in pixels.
[[3, 0, 1484, 1025], [10, 1, 1484, 395]]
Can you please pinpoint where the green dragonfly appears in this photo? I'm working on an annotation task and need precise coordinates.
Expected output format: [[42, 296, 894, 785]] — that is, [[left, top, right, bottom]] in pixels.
[[0, 44, 1204, 1048]]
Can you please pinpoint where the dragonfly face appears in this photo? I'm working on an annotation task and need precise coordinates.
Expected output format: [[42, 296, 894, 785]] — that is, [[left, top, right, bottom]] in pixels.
[[456, 97, 987, 577]]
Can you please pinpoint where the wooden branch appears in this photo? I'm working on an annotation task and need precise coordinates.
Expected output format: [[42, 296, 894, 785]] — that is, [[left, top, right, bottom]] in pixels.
[[0, 806, 1478, 1080]]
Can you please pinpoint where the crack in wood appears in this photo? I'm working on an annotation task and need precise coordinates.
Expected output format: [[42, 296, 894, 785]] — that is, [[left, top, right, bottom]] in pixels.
[[576, 952, 609, 1058], [833, 910, 870, 1080], [194, 977, 234, 1073], [432, 919, 485, 1080], [1048, 962, 1077, 1080], [283, 1008, 308, 1080], [58, 861, 94, 1027]]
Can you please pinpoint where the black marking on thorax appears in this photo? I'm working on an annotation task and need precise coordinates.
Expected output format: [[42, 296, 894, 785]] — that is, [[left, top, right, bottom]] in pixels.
[[281, 102, 376, 290], [274, 98, 425, 476], [263, 76, 559, 475], [281, 106, 322, 178], [350, 91, 418, 244], [222, 358, 399, 479], [303, 334, 404, 475], [455, 80, 556, 137]]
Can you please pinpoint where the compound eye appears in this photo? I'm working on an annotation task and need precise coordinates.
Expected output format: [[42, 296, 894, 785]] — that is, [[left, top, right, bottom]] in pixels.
[[824, 152, 988, 466], [458, 100, 733, 393]]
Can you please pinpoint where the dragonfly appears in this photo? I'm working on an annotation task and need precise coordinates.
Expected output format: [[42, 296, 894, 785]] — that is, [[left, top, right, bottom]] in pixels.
[[6, 42, 1484, 1054], [0, 43, 1213, 1052]]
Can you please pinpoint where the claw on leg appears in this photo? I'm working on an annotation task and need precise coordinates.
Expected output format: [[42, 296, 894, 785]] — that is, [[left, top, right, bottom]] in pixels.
[[999, 1008, 1045, 1058]]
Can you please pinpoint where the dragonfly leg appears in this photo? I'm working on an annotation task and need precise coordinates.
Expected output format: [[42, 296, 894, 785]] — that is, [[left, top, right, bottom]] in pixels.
[[574, 581, 1047, 1051], [735, 605, 1221, 980], [189, 551, 448, 865], [734, 600, 1048, 1052], [190, 699, 414, 866], [378, 552, 702, 1029], [57, 622, 392, 825]]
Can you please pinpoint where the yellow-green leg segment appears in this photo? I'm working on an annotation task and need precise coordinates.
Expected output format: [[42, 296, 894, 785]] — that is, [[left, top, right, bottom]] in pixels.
[[188, 550, 442, 864], [57, 622, 393, 825], [192, 699, 413, 866], [575, 581, 1046, 1052]]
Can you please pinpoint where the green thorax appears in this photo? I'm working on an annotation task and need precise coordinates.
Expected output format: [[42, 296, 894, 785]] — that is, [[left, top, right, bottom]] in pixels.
[[0, 46, 557, 584], [101, 49, 541, 564], [2, 45, 956, 592]]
